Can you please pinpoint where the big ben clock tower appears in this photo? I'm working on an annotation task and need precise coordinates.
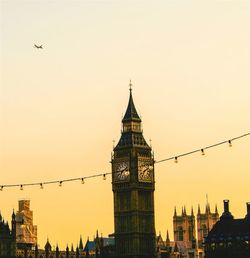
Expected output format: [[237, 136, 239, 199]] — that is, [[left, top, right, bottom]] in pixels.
[[112, 82, 156, 258]]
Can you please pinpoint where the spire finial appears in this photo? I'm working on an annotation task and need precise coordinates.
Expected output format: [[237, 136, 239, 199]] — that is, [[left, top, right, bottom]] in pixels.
[[129, 80, 132, 92], [215, 204, 218, 214], [166, 230, 170, 241], [198, 204, 201, 215]]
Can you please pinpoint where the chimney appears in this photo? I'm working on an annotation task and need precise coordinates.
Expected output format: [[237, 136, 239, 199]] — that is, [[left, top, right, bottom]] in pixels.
[[221, 199, 233, 220], [246, 202, 250, 219], [224, 200, 229, 213]]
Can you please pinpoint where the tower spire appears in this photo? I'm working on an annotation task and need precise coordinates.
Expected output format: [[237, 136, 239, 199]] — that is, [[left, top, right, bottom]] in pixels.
[[166, 230, 170, 246], [215, 204, 218, 214], [122, 82, 141, 123], [174, 206, 177, 217], [198, 204, 201, 215], [114, 84, 150, 150], [129, 79, 132, 92], [183, 206, 186, 215]]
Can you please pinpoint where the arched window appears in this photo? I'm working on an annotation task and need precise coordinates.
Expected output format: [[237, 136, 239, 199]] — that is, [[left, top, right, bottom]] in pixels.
[[201, 224, 208, 239], [177, 226, 183, 241], [189, 226, 194, 241]]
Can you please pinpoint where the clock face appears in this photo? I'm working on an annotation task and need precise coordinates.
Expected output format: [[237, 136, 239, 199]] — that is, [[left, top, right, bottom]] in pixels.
[[113, 161, 130, 182], [138, 159, 154, 182]]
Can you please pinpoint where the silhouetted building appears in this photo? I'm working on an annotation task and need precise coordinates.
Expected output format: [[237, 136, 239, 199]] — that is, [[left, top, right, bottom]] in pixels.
[[15, 233, 114, 258], [112, 84, 156, 257], [0, 210, 16, 258], [204, 200, 250, 258]]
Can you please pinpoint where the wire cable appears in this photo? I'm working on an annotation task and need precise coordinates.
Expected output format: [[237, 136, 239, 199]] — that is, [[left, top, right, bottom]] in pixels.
[[0, 132, 249, 191]]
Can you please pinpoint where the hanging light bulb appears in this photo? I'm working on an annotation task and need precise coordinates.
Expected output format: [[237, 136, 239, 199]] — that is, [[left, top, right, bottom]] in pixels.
[[59, 181, 62, 187], [20, 185, 23, 190], [228, 140, 232, 147], [174, 157, 178, 163], [201, 149, 205, 155], [0, 186, 3, 191], [40, 183, 43, 189], [103, 174, 106, 180], [81, 178, 85, 184]]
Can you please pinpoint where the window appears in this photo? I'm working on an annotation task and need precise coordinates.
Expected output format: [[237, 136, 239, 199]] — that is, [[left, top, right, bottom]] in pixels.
[[201, 224, 208, 239], [177, 226, 184, 241]]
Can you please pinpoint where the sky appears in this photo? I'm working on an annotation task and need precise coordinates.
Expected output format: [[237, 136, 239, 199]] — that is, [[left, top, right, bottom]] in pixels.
[[1, 0, 250, 249]]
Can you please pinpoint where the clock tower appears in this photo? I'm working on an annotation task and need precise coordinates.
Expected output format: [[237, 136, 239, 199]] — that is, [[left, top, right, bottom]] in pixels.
[[112, 83, 156, 258]]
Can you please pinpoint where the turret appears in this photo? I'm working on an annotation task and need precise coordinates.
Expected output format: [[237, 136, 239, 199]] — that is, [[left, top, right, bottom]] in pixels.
[[197, 204, 201, 216], [205, 203, 210, 214], [191, 206, 194, 216], [45, 238, 51, 258], [55, 244, 59, 258], [66, 244, 69, 258], [215, 204, 218, 214], [166, 230, 170, 247], [45, 238, 52, 252], [174, 207, 177, 217], [11, 209, 16, 237], [79, 235, 83, 250], [183, 206, 187, 216], [76, 245, 79, 258]]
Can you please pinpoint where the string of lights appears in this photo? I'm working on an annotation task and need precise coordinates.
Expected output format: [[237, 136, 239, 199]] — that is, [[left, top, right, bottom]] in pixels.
[[155, 132, 250, 164], [0, 132, 249, 191]]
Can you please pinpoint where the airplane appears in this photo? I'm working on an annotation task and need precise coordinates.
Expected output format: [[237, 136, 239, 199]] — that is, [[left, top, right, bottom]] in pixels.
[[34, 44, 43, 49]]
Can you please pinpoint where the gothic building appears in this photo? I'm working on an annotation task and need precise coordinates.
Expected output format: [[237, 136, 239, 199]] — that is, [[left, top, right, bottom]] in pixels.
[[0, 210, 16, 258], [16, 200, 37, 250], [112, 84, 156, 257], [15, 233, 114, 258], [173, 206, 196, 249], [204, 200, 250, 258], [197, 204, 219, 248], [173, 204, 219, 258], [157, 204, 220, 258]]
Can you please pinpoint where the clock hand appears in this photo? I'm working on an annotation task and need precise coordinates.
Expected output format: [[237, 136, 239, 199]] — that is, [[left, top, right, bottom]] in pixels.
[[120, 166, 128, 174]]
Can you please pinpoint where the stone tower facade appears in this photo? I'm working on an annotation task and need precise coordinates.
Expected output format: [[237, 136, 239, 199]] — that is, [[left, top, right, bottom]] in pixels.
[[173, 207, 196, 249], [197, 203, 219, 248], [112, 85, 156, 258], [16, 200, 37, 249]]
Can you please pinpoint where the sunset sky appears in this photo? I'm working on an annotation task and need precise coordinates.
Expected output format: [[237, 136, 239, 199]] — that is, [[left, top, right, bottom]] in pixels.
[[1, 0, 250, 249]]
